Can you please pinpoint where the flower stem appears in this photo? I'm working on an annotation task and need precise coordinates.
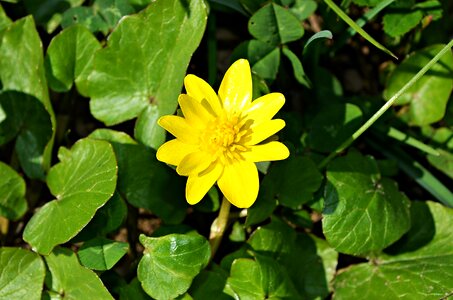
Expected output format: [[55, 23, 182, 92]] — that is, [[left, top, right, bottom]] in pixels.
[[209, 196, 231, 260], [317, 39, 453, 169]]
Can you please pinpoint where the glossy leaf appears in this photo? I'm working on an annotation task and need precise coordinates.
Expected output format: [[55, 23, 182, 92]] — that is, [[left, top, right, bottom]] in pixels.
[[334, 201, 453, 299], [248, 3, 304, 46], [384, 44, 453, 126], [225, 255, 301, 299], [45, 247, 113, 299], [323, 151, 411, 255], [89, 129, 187, 224], [0, 247, 45, 300], [86, 0, 208, 149], [78, 237, 129, 271], [282, 46, 311, 88], [0, 16, 55, 179], [23, 138, 117, 254], [45, 25, 101, 94], [0, 161, 27, 220], [138, 233, 211, 300]]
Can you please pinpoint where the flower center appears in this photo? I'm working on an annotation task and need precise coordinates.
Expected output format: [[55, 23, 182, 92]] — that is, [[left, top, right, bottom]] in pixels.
[[201, 114, 250, 162]]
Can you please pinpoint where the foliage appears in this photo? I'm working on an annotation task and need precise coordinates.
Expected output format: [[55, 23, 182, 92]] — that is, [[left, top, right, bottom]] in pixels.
[[0, 0, 452, 299]]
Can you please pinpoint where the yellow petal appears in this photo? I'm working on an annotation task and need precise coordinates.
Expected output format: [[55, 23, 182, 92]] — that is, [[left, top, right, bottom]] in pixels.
[[186, 161, 223, 205], [244, 93, 285, 125], [218, 59, 252, 114], [184, 74, 222, 116], [156, 139, 199, 166], [177, 150, 213, 176], [217, 160, 258, 208], [243, 119, 286, 145], [178, 94, 213, 128], [242, 141, 290, 162], [158, 115, 200, 145]]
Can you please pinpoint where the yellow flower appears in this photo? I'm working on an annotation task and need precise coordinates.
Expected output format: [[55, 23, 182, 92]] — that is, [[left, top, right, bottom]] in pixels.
[[156, 59, 289, 208]]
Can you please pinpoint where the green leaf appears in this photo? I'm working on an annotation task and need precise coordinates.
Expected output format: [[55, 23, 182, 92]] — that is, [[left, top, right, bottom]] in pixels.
[[0, 16, 56, 178], [138, 233, 211, 300], [289, 0, 317, 21], [383, 3, 423, 37], [45, 247, 113, 299], [89, 129, 187, 224], [225, 255, 301, 299], [231, 39, 280, 82], [45, 25, 101, 94], [246, 218, 338, 299], [0, 92, 53, 180], [323, 151, 411, 255], [304, 30, 333, 51], [74, 192, 127, 241], [427, 149, 453, 180], [61, 6, 109, 34], [0, 247, 45, 300], [86, 0, 207, 149], [94, 0, 134, 29], [266, 156, 323, 208], [334, 201, 453, 299], [23, 138, 117, 255], [248, 3, 304, 46], [0, 5, 11, 34], [308, 103, 363, 153], [0, 161, 27, 220], [189, 269, 231, 300], [384, 44, 453, 126], [78, 237, 129, 271], [282, 46, 311, 88], [239, 0, 267, 14]]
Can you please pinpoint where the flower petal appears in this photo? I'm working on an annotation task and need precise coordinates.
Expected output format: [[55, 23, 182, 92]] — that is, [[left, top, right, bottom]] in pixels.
[[178, 94, 213, 128], [158, 115, 200, 145], [177, 150, 213, 176], [217, 160, 258, 208], [184, 74, 222, 116], [243, 119, 286, 145], [218, 59, 252, 114], [156, 139, 199, 166], [242, 141, 290, 162], [244, 93, 285, 125], [186, 161, 223, 205]]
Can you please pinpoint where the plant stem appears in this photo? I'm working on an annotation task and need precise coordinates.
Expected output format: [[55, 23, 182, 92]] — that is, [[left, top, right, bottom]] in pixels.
[[209, 196, 231, 260], [318, 39, 453, 169]]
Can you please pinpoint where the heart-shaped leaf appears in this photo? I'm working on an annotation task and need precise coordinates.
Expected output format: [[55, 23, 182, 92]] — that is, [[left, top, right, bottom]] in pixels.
[[0, 247, 45, 300], [322, 151, 411, 255], [78, 237, 129, 271], [23, 138, 117, 254], [138, 233, 211, 300], [334, 201, 453, 299]]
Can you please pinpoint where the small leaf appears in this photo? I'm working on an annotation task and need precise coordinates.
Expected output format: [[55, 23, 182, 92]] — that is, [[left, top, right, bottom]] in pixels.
[[323, 151, 411, 255], [334, 201, 453, 299], [138, 233, 211, 300], [23, 138, 117, 255], [0, 162, 27, 220], [78, 238, 129, 271], [383, 3, 423, 37], [45, 247, 113, 299], [0, 247, 45, 300], [189, 269, 230, 300], [427, 149, 453, 180], [384, 44, 453, 126], [119, 278, 152, 300], [248, 3, 304, 46], [290, 0, 317, 21], [45, 25, 101, 94], [94, 0, 135, 29], [61, 7, 109, 34], [89, 129, 187, 224]]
